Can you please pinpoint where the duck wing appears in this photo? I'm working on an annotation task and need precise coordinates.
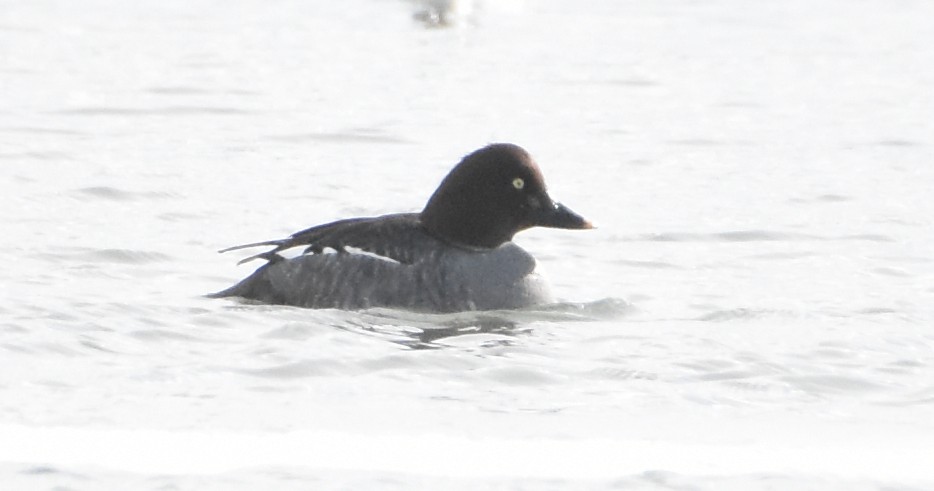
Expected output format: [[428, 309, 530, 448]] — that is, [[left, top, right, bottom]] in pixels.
[[218, 213, 433, 265]]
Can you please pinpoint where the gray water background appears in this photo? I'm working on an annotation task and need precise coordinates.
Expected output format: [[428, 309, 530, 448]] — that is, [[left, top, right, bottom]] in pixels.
[[2, 0, 934, 489]]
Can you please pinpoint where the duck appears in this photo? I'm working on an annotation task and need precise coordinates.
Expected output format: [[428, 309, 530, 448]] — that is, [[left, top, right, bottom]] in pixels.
[[210, 143, 592, 312]]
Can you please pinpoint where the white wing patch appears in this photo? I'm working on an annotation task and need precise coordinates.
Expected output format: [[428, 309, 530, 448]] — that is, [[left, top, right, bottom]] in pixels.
[[277, 247, 307, 260], [344, 246, 402, 264]]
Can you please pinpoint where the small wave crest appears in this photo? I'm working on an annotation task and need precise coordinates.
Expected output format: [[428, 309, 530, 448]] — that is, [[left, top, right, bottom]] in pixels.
[[697, 308, 793, 322], [616, 230, 895, 243], [30, 247, 171, 265], [77, 248, 172, 264], [73, 186, 177, 202], [268, 130, 411, 145]]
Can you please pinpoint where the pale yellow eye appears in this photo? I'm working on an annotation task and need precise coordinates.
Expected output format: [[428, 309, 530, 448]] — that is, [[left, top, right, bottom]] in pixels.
[[512, 177, 525, 190]]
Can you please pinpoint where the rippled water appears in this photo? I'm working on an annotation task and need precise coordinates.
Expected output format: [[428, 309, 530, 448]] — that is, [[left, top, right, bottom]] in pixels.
[[3, 0, 934, 489]]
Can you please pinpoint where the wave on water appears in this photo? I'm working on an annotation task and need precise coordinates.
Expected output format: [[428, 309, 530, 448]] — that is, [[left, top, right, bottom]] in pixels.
[[31, 247, 172, 265], [55, 106, 253, 116], [219, 297, 632, 350], [696, 308, 797, 322], [73, 186, 179, 202], [267, 130, 412, 145], [321, 297, 633, 349], [614, 230, 896, 243], [0, 126, 87, 136], [696, 306, 915, 323]]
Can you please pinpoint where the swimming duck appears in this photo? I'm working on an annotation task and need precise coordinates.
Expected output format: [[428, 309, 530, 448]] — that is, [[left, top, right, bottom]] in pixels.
[[211, 143, 592, 312]]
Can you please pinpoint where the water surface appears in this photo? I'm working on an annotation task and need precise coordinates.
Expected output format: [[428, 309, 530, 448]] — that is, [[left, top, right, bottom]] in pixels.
[[2, 0, 933, 489]]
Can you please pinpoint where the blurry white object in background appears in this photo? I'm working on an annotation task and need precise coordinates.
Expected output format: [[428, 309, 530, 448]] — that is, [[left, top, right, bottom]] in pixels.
[[411, 0, 473, 27]]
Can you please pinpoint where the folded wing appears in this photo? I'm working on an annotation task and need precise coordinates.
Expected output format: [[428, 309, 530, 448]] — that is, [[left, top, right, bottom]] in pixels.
[[218, 213, 431, 265]]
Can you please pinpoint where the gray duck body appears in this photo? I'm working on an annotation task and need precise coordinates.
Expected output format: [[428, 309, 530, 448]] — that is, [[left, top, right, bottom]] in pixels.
[[215, 219, 552, 312]]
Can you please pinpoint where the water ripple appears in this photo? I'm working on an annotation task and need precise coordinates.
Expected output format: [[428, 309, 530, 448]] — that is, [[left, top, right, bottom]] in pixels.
[[205, 298, 631, 351], [0, 126, 88, 136], [129, 329, 207, 342], [56, 106, 252, 116], [236, 359, 348, 379], [476, 366, 560, 386], [0, 150, 73, 161], [614, 259, 683, 269], [30, 247, 171, 265], [697, 308, 793, 322], [783, 374, 886, 395], [619, 230, 895, 243], [80, 249, 173, 264], [268, 130, 411, 145], [74, 186, 179, 201], [146, 86, 261, 96], [260, 323, 326, 341], [872, 139, 922, 147]]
